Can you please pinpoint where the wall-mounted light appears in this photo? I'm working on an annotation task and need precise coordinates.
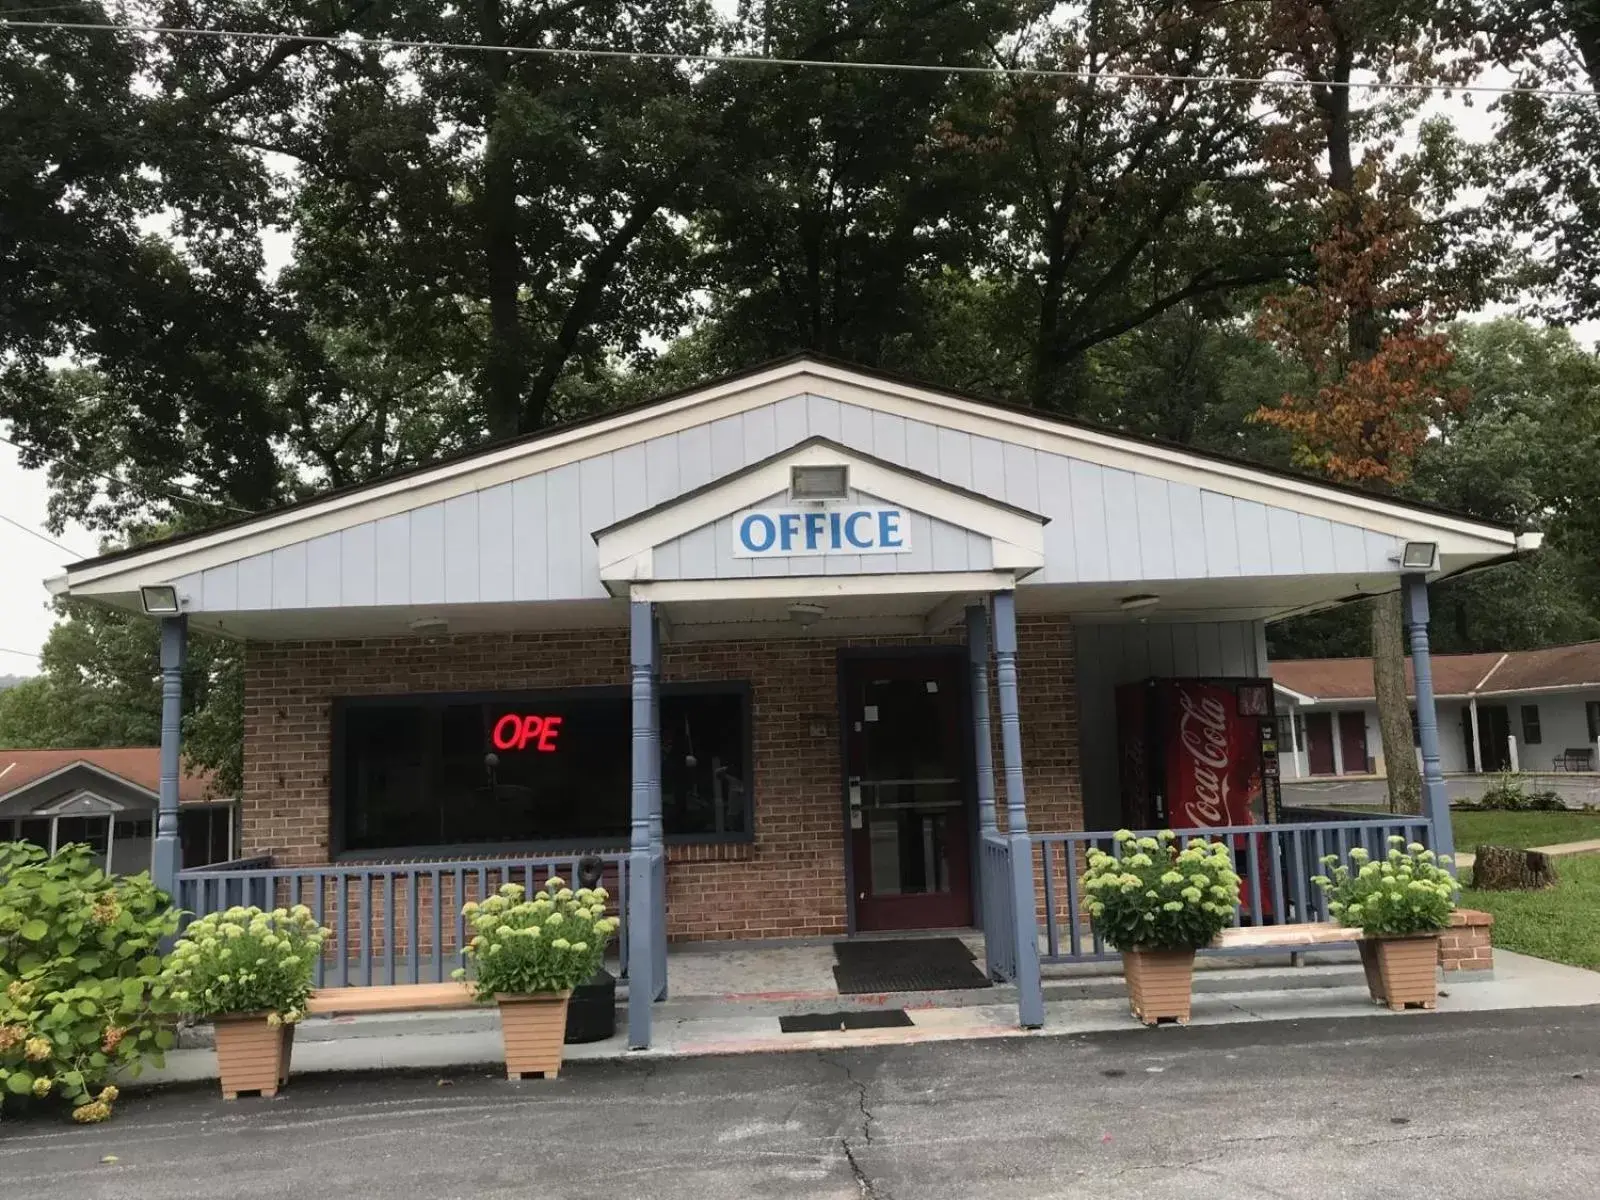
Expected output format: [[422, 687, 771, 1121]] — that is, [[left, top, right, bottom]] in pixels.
[[1397, 542, 1438, 571], [139, 585, 181, 615], [408, 615, 449, 636], [790, 464, 849, 502], [1119, 593, 1161, 613]]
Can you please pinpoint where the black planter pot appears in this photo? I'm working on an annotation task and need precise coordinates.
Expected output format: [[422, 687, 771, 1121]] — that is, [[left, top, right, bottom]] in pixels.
[[564, 966, 617, 1044]]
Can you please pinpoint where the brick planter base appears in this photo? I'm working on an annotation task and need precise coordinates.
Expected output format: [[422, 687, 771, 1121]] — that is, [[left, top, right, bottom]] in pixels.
[[1438, 909, 1494, 974]]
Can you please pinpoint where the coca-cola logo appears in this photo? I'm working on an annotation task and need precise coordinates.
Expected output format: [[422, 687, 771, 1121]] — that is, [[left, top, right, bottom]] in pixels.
[[1177, 688, 1230, 828]]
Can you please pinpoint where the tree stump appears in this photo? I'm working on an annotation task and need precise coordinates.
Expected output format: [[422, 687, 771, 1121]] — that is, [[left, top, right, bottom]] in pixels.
[[1472, 845, 1559, 891]]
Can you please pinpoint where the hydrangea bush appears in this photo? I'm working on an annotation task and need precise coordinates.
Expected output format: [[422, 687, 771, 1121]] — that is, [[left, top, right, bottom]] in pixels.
[[0, 842, 179, 1123], [455, 878, 619, 998], [1313, 838, 1457, 937], [1080, 831, 1242, 952], [161, 905, 330, 1024]]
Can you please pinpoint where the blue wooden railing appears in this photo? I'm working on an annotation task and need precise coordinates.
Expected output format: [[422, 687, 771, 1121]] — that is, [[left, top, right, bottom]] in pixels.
[[1029, 817, 1434, 966], [176, 853, 630, 987], [979, 833, 1018, 982]]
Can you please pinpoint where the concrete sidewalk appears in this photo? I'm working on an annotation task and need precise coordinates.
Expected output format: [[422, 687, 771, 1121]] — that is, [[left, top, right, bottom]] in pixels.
[[126, 949, 1600, 1089]]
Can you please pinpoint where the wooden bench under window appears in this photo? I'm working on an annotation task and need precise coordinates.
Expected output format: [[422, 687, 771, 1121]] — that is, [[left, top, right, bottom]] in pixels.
[[305, 982, 475, 1016]]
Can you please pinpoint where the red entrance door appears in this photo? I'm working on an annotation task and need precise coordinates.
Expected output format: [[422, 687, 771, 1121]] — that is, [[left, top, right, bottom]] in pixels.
[[1338, 711, 1369, 775], [1304, 712, 1336, 775], [843, 652, 973, 932]]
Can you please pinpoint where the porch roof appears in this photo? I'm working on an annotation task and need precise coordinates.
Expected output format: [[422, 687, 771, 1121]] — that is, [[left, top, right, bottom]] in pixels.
[[45, 356, 1536, 641]]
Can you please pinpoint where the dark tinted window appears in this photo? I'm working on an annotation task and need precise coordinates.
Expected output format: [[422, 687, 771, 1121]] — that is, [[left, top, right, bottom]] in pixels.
[[339, 687, 750, 853], [1521, 705, 1542, 745]]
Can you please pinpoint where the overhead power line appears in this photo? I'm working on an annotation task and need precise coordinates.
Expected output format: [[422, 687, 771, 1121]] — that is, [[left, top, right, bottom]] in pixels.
[[3, 18, 1599, 99], [0, 647, 42, 661], [0, 511, 86, 557], [0, 434, 253, 517]]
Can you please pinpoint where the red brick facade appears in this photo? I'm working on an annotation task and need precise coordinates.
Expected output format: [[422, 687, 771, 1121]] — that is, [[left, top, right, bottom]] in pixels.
[[242, 615, 1082, 942], [1438, 908, 1494, 973]]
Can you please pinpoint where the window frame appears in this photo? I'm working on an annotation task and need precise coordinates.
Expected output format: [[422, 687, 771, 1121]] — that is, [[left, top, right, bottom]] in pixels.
[[329, 681, 755, 861], [1520, 704, 1542, 746]]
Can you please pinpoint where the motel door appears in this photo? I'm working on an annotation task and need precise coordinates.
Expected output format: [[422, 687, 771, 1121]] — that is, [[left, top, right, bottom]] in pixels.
[[843, 652, 974, 931]]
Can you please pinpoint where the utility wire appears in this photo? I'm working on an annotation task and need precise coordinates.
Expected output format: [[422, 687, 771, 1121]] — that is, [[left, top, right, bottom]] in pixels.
[[0, 434, 253, 516], [0, 647, 42, 660], [3, 18, 1598, 99], [0, 511, 86, 557]]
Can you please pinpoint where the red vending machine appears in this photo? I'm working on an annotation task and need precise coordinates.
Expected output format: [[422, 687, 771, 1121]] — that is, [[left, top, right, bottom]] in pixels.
[[1115, 677, 1282, 916]]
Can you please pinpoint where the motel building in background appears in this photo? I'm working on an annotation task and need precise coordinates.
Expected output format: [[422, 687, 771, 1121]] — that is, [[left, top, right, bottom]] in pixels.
[[45, 357, 1537, 1046]]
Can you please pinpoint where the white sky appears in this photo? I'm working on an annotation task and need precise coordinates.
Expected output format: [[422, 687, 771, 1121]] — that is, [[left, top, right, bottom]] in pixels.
[[1, 65, 1594, 673]]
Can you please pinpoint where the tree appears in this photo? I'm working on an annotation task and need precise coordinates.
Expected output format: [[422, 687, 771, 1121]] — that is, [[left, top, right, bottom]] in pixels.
[[1251, 0, 1504, 812], [0, 601, 236, 794], [935, 0, 1311, 415]]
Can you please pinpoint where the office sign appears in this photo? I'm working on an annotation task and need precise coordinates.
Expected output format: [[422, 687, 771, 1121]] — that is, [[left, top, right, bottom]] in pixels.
[[732, 507, 911, 557]]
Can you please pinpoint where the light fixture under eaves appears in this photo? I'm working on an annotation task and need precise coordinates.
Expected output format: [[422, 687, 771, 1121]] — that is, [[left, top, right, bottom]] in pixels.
[[139, 585, 181, 615], [409, 615, 449, 636], [1395, 541, 1438, 571], [1119, 593, 1161, 613], [787, 602, 828, 621]]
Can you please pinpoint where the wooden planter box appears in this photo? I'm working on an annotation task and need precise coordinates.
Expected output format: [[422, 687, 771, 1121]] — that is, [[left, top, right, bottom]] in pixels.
[[1369, 935, 1439, 1012], [497, 991, 572, 1080], [214, 1014, 292, 1100], [1358, 940, 1386, 1004], [1121, 949, 1196, 1026]]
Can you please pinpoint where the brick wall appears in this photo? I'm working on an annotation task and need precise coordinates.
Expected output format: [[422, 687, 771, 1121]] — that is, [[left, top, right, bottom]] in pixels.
[[242, 615, 1082, 943], [1438, 908, 1494, 973]]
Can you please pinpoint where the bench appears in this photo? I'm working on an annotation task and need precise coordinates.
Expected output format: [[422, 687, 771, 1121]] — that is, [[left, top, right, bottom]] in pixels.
[[305, 982, 475, 1016], [1213, 922, 1361, 952], [1553, 747, 1595, 772]]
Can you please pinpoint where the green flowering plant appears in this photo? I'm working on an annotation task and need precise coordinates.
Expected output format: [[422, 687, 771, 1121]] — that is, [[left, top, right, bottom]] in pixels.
[[1312, 838, 1457, 937], [161, 905, 330, 1024], [454, 877, 619, 999], [1080, 830, 1242, 951], [0, 842, 179, 1123]]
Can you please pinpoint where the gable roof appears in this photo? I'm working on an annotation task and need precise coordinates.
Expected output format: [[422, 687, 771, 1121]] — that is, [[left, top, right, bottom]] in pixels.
[[0, 748, 217, 805], [58, 353, 1521, 578], [1270, 641, 1600, 702]]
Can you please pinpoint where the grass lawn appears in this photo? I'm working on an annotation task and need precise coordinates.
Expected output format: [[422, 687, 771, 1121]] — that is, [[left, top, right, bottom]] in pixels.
[[1462, 852, 1600, 971], [1452, 809, 1600, 852]]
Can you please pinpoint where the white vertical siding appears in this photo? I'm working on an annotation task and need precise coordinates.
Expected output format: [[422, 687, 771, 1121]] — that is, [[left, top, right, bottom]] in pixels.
[[177, 391, 1408, 610]]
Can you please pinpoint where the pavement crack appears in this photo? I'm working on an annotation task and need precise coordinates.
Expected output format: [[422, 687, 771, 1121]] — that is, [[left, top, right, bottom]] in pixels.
[[820, 1053, 886, 1198], [841, 1137, 885, 1198]]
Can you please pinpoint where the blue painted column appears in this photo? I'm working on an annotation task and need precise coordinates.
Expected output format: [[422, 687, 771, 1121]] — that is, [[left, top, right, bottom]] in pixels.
[[1401, 576, 1454, 865], [966, 605, 998, 839], [627, 600, 657, 1049], [991, 591, 1045, 1028], [966, 604, 1001, 978], [151, 615, 187, 901], [649, 617, 668, 1001]]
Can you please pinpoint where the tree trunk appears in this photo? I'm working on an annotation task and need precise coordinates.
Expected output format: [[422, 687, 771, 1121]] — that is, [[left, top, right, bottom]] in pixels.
[[1471, 845, 1558, 891], [1371, 591, 1422, 814]]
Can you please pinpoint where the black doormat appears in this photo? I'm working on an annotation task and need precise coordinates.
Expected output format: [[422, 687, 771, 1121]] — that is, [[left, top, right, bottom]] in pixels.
[[778, 1009, 915, 1033], [831, 937, 992, 994]]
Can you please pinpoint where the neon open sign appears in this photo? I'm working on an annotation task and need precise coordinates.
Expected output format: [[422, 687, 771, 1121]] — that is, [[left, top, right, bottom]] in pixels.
[[491, 713, 564, 752]]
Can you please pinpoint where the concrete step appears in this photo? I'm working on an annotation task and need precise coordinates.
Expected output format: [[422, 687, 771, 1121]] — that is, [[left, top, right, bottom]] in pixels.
[[176, 958, 1366, 1047]]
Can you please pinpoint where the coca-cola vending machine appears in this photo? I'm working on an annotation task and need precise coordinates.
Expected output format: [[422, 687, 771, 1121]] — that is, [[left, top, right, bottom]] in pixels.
[[1116, 677, 1282, 916]]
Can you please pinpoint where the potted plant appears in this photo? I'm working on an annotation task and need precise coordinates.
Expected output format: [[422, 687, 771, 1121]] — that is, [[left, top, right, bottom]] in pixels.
[[1313, 837, 1456, 1011], [1081, 831, 1242, 1026], [162, 905, 330, 1099], [456, 877, 618, 1079]]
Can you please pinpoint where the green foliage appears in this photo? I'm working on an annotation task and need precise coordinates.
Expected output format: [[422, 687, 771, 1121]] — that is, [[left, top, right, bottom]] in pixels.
[[161, 906, 330, 1023], [1461, 853, 1600, 971], [0, 842, 180, 1121], [1470, 774, 1566, 812], [1313, 838, 1457, 937], [1080, 831, 1242, 952], [455, 878, 618, 998], [1452, 809, 1600, 850]]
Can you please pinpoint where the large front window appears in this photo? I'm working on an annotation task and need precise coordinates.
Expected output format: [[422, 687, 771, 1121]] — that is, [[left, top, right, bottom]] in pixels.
[[335, 684, 752, 855]]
